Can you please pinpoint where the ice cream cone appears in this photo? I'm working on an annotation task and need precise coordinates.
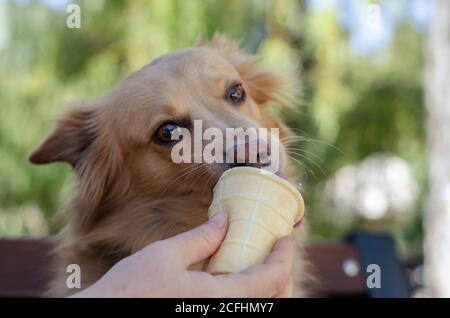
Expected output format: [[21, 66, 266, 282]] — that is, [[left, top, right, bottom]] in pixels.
[[206, 167, 304, 274]]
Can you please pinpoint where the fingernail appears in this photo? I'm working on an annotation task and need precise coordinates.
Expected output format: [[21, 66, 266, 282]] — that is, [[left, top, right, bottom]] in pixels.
[[209, 212, 228, 229]]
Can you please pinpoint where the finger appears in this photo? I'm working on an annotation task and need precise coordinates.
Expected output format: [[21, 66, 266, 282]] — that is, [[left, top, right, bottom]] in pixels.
[[217, 235, 295, 297], [263, 235, 295, 267], [274, 275, 294, 298], [166, 212, 228, 267]]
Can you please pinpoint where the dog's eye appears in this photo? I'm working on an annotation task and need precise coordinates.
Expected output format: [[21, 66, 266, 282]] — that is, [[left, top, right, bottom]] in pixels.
[[154, 122, 181, 144], [226, 83, 246, 105]]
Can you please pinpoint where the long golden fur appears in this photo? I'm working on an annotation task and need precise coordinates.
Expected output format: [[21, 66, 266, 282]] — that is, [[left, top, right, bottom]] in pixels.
[[30, 36, 307, 297]]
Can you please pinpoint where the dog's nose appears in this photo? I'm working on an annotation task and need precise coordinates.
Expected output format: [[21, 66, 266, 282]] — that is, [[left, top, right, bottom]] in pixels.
[[225, 139, 271, 168]]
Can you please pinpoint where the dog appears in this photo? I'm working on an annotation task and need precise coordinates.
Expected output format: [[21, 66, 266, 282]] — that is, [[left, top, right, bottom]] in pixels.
[[30, 36, 307, 297]]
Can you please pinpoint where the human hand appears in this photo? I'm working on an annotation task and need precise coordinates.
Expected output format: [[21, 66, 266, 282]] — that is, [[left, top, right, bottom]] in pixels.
[[71, 212, 295, 298]]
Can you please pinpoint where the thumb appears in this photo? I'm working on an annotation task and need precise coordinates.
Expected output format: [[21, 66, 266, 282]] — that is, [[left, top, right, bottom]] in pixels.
[[167, 212, 228, 267]]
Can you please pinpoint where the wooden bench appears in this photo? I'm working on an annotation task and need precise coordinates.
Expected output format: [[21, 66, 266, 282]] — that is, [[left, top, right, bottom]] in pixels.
[[0, 233, 415, 297]]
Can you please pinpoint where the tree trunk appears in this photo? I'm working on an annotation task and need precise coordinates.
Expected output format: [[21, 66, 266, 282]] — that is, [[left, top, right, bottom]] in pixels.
[[424, 0, 450, 298]]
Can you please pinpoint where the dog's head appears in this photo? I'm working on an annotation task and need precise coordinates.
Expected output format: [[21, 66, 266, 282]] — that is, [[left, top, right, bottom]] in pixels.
[[29, 36, 298, 252]]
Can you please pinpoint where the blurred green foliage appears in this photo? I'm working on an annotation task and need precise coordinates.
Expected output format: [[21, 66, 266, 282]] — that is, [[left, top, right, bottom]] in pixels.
[[0, 0, 426, 256]]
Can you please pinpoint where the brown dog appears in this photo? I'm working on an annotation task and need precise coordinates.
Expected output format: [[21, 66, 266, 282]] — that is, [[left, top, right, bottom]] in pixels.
[[30, 36, 306, 297]]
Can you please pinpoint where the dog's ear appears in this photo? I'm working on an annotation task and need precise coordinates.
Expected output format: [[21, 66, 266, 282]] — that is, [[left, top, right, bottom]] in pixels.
[[204, 34, 296, 108], [29, 107, 97, 167], [30, 106, 127, 227]]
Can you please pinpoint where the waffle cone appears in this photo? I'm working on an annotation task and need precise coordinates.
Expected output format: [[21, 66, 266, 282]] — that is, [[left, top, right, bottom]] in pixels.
[[206, 167, 304, 274]]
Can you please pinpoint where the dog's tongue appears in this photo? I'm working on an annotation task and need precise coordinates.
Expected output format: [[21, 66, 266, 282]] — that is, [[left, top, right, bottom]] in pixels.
[[293, 218, 303, 228]]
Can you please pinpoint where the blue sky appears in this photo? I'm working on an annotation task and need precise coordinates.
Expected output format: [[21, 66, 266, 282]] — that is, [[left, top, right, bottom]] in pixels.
[[0, 0, 69, 9], [307, 0, 435, 55]]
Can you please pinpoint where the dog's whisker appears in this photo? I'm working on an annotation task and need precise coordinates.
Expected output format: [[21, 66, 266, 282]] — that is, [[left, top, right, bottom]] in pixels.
[[184, 168, 203, 193], [284, 146, 329, 167], [200, 172, 214, 198], [187, 169, 209, 194], [281, 129, 346, 155], [286, 148, 324, 170], [156, 164, 204, 199], [167, 164, 203, 186], [287, 155, 319, 181], [286, 150, 326, 177], [154, 161, 177, 174]]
